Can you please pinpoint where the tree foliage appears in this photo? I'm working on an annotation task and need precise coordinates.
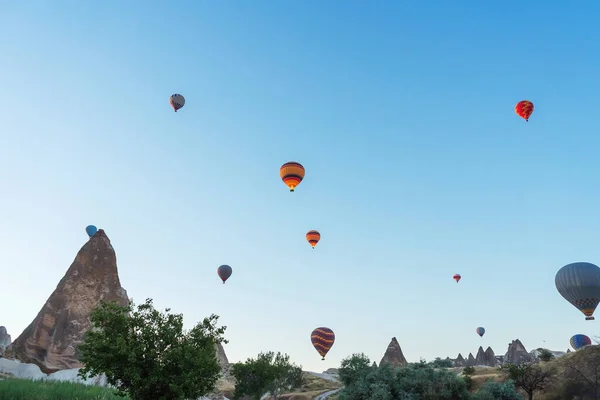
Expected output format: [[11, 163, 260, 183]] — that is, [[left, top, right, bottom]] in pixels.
[[77, 298, 227, 400], [537, 348, 555, 362], [428, 357, 454, 368], [338, 354, 470, 400], [500, 362, 553, 400], [471, 380, 523, 400], [230, 351, 304, 400]]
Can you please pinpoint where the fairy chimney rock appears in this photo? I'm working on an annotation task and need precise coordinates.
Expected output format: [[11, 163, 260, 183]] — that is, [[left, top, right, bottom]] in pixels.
[[503, 339, 532, 365], [484, 347, 496, 367], [454, 353, 466, 367], [10, 229, 130, 373], [466, 353, 476, 366], [380, 337, 408, 367], [0, 327, 11, 356]]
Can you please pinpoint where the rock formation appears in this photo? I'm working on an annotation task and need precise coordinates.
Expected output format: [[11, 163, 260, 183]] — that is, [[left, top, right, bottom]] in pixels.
[[503, 339, 532, 365], [466, 353, 475, 367], [484, 347, 496, 367], [0, 327, 11, 356], [10, 230, 129, 373], [380, 337, 408, 368], [453, 353, 465, 367]]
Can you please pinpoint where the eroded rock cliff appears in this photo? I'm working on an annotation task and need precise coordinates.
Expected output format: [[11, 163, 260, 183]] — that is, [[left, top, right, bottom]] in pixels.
[[11, 229, 129, 373]]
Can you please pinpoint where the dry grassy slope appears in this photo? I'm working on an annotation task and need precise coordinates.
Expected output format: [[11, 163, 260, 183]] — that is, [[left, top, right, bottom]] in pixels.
[[278, 372, 342, 400]]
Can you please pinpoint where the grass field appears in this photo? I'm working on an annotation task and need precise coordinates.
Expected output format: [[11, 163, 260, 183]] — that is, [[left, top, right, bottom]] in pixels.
[[0, 378, 126, 400], [0, 369, 341, 400]]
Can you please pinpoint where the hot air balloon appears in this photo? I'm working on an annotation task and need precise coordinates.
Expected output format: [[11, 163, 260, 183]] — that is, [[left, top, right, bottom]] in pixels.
[[515, 100, 534, 122], [311, 327, 335, 360], [570, 334, 592, 351], [217, 265, 232, 284], [476, 327, 485, 337], [453, 274, 461, 283], [86, 225, 98, 238], [556, 262, 600, 321], [170, 94, 185, 112], [280, 162, 305, 192], [306, 230, 321, 249]]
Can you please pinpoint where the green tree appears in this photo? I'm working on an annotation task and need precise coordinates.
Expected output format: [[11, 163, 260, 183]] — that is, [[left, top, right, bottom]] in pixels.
[[537, 348, 555, 362], [500, 362, 553, 400], [463, 366, 476, 376], [338, 353, 372, 387], [338, 357, 469, 400], [77, 298, 227, 400], [231, 351, 304, 400], [428, 357, 453, 368], [471, 380, 523, 400]]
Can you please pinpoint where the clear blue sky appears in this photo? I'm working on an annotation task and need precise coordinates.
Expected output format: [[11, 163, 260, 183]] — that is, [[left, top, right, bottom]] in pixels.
[[1, 1, 600, 372]]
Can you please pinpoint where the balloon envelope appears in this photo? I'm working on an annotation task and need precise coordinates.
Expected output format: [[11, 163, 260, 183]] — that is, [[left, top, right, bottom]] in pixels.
[[86, 225, 98, 238], [476, 327, 485, 337], [515, 100, 534, 121], [306, 230, 321, 248], [570, 334, 592, 350], [170, 94, 185, 112], [453, 274, 461, 283], [218, 265, 232, 284], [280, 162, 305, 192], [311, 327, 335, 360], [555, 262, 600, 320]]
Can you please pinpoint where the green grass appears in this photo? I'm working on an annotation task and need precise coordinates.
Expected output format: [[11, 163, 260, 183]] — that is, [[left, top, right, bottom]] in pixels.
[[0, 378, 127, 400]]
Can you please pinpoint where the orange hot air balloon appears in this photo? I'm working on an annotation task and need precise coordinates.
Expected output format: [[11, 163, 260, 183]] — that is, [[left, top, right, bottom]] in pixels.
[[280, 162, 305, 192], [453, 274, 461, 283], [306, 230, 321, 249], [515, 100, 534, 122]]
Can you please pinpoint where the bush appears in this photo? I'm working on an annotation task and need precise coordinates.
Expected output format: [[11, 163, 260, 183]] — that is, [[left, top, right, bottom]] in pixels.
[[463, 366, 476, 376], [231, 351, 303, 400], [471, 380, 523, 400], [537, 349, 555, 362]]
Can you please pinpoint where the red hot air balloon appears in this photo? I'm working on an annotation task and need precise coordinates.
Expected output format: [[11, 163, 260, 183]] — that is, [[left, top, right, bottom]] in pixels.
[[515, 100, 534, 122], [217, 265, 232, 284], [453, 274, 461, 283], [311, 327, 335, 360]]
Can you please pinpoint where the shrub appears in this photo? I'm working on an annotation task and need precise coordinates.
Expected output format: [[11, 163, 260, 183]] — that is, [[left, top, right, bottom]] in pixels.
[[471, 379, 523, 400]]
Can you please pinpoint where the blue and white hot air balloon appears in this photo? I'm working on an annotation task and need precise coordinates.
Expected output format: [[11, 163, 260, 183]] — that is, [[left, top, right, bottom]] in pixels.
[[556, 262, 600, 321], [570, 334, 592, 351], [169, 94, 185, 112], [86, 225, 98, 238]]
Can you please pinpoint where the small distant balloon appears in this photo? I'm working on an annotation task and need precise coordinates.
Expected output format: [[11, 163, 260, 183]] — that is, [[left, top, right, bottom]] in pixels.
[[515, 100, 534, 122], [170, 94, 185, 112], [280, 162, 305, 192], [453, 274, 461, 283], [86, 225, 98, 238], [570, 334, 592, 351], [555, 262, 600, 321], [476, 327, 485, 337], [217, 265, 232, 284], [306, 230, 321, 249], [311, 327, 335, 360]]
